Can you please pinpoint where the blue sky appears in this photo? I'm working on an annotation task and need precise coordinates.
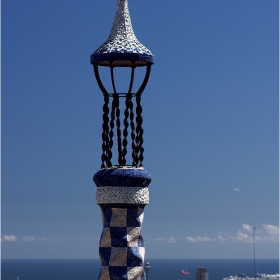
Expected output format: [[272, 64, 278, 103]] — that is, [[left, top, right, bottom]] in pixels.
[[1, 0, 279, 259]]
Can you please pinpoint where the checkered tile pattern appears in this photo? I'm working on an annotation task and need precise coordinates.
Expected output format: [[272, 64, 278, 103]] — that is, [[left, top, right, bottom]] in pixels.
[[98, 206, 146, 280]]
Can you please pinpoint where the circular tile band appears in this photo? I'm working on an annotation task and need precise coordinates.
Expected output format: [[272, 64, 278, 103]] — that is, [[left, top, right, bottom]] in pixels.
[[93, 167, 152, 188], [96, 186, 149, 205]]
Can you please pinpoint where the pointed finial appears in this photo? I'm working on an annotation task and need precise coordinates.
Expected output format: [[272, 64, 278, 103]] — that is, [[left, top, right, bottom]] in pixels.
[[91, 0, 154, 66]]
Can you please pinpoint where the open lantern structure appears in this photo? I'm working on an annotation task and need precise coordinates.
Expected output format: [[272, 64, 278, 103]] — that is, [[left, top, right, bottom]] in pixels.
[[90, 0, 154, 279]]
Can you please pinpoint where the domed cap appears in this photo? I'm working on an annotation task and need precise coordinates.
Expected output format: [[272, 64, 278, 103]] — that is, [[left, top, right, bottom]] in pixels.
[[90, 0, 154, 66]]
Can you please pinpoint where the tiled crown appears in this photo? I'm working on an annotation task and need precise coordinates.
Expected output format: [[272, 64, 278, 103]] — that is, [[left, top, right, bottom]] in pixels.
[[90, 0, 154, 66]]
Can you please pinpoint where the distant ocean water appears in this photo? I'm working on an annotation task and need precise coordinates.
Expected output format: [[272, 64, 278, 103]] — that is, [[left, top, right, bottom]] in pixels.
[[1, 259, 279, 280]]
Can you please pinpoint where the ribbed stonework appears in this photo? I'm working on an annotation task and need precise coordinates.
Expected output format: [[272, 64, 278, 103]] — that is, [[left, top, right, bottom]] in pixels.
[[90, 0, 154, 66], [94, 167, 152, 280]]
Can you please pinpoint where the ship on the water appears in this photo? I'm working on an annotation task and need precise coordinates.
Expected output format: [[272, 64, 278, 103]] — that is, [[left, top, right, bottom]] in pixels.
[[181, 269, 190, 275]]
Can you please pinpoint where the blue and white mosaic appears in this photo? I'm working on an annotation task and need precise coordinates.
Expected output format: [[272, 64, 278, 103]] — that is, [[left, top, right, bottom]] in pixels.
[[94, 166, 152, 188], [94, 167, 150, 279], [98, 207, 146, 280], [90, 0, 154, 66]]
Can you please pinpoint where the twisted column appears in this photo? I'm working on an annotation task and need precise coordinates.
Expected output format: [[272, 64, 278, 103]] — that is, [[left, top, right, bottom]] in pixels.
[[94, 167, 152, 280]]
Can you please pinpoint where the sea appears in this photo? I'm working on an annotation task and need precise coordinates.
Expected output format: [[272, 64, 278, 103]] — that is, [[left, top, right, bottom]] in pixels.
[[1, 259, 279, 280]]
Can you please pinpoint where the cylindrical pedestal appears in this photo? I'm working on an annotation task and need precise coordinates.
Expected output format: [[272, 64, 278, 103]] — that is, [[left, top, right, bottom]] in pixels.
[[94, 167, 152, 280]]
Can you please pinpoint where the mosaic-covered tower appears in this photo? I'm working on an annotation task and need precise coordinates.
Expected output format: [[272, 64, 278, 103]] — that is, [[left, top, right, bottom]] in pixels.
[[90, 0, 154, 279]]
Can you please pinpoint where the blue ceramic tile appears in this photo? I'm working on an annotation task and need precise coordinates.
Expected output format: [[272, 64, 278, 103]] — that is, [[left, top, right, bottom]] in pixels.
[[101, 207, 112, 227], [110, 227, 127, 247], [137, 234, 144, 247], [109, 266, 128, 280], [127, 208, 141, 227], [99, 248, 111, 266], [127, 247, 143, 267]]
